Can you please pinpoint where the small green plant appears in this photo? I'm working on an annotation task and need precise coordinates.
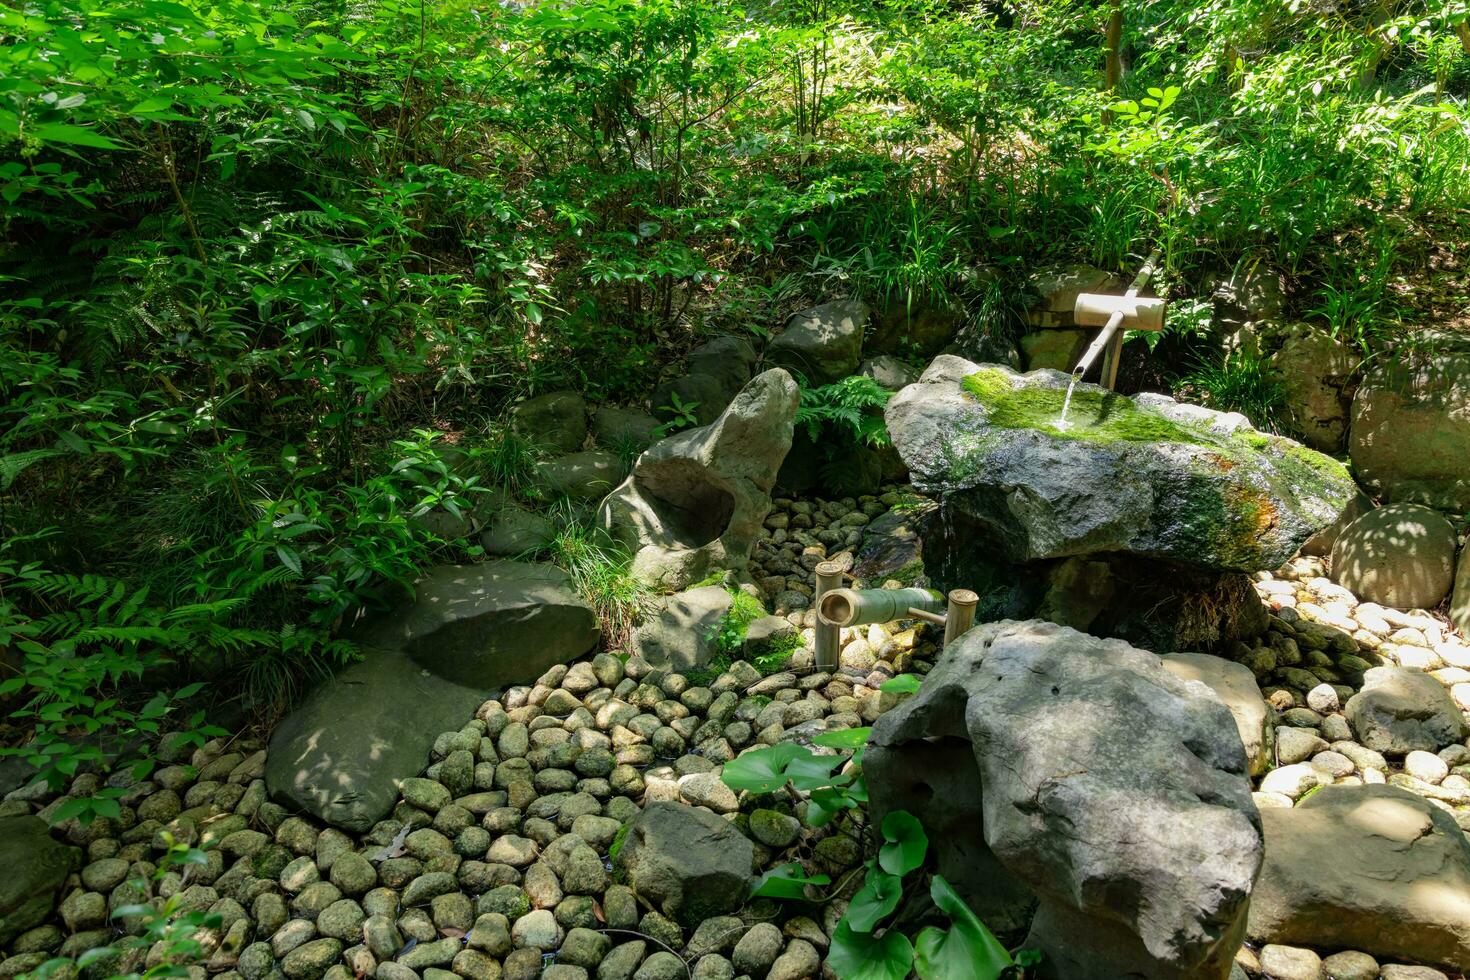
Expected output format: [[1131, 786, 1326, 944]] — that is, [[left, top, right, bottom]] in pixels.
[[651, 392, 702, 439], [32, 833, 222, 979], [796, 375, 893, 449], [542, 517, 647, 647], [1177, 353, 1287, 433]]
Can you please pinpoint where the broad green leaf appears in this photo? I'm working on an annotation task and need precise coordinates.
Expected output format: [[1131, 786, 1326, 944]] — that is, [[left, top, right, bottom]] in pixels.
[[913, 875, 1013, 980], [783, 749, 845, 791], [813, 727, 871, 749], [880, 674, 920, 694], [32, 123, 122, 149], [879, 810, 928, 876], [846, 869, 903, 933], [749, 862, 831, 900], [828, 920, 914, 980], [720, 743, 806, 793]]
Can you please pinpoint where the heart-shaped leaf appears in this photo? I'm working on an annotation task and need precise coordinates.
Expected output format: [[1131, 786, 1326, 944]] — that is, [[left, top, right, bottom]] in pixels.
[[879, 810, 928, 876], [846, 869, 903, 933], [720, 743, 804, 793], [828, 920, 914, 980], [880, 674, 920, 694], [750, 862, 831, 900], [813, 727, 871, 749], [913, 875, 1013, 980]]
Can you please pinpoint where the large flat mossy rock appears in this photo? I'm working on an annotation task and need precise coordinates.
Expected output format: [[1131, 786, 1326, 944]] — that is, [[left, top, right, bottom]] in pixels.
[[885, 356, 1357, 572], [0, 815, 76, 946], [265, 649, 489, 832], [357, 561, 599, 686]]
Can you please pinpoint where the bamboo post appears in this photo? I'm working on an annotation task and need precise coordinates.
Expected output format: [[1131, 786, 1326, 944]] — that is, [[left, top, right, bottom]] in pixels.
[[814, 561, 844, 671], [942, 589, 979, 648], [819, 587, 945, 629]]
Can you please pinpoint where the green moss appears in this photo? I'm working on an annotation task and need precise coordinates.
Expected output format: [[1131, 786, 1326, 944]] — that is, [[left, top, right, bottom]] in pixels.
[[962, 368, 1206, 445]]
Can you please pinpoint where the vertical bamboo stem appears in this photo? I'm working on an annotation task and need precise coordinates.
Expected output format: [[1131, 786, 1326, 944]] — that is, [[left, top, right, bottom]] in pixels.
[[942, 589, 979, 648], [814, 561, 844, 671]]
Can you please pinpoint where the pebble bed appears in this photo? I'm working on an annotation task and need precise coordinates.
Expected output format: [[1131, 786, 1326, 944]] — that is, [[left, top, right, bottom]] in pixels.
[[3, 489, 1468, 980]]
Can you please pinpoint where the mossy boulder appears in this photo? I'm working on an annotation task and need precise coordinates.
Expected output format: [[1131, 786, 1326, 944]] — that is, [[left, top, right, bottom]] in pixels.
[[0, 816, 76, 946], [885, 356, 1356, 573]]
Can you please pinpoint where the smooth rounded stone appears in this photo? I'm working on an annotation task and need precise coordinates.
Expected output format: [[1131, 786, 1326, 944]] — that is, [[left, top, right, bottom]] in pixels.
[[1320, 951, 1379, 980], [731, 923, 784, 976], [543, 966, 588, 980], [398, 937, 462, 970], [633, 952, 687, 980], [677, 772, 739, 813], [766, 938, 820, 980], [280, 855, 321, 893], [691, 953, 736, 980], [430, 891, 474, 931], [327, 850, 377, 896], [486, 836, 537, 868], [523, 863, 562, 909], [597, 940, 647, 980], [315, 898, 366, 941], [1276, 727, 1329, 765], [1279, 708, 1322, 728], [500, 947, 542, 980], [1405, 749, 1451, 784], [1332, 503, 1457, 610], [1161, 653, 1274, 778], [556, 927, 612, 969], [281, 938, 343, 979], [1259, 944, 1322, 980], [510, 908, 562, 950], [292, 881, 343, 919], [1310, 751, 1355, 778], [402, 871, 457, 908], [1346, 667, 1468, 755], [1320, 714, 1352, 742], [363, 915, 402, 960], [568, 814, 622, 850], [1305, 684, 1340, 714], [1380, 967, 1451, 980], [686, 916, 745, 958], [79, 857, 129, 893]]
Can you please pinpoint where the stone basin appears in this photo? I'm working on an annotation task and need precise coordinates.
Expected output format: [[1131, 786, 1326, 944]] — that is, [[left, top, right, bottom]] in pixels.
[[886, 356, 1357, 573]]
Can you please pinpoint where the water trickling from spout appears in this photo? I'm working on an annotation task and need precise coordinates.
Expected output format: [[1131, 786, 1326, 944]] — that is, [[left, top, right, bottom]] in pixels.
[[1057, 371, 1082, 430]]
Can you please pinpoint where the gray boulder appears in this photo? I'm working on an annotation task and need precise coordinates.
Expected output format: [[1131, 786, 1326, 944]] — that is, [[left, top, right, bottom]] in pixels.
[[868, 620, 1262, 980], [1026, 265, 1119, 328], [886, 356, 1357, 572], [650, 337, 760, 428], [536, 450, 627, 501], [1300, 486, 1372, 558], [614, 802, 753, 927], [859, 355, 921, 392], [631, 586, 734, 671], [266, 649, 488, 831], [1020, 328, 1088, 372], [866, 295, 963, 358], [1267, 323, 1359, 452], [0, 816, 75, 946], [599, 370, 799, 589], [1345, 666, 1467, 756], [1161, 653, 1273, 777], [593, 407, 660, 454], [1349, 342, 1470, 512], [512, 391, 589, 454], [1331, 503, 1457, 610], [479, 506, 556, 556], [1453, 548, 1470, 637], [766, 300, 865, 385], [651, 373, 739, 428], [1247, 784, 1470, 972], [356, 561, 599, 686]]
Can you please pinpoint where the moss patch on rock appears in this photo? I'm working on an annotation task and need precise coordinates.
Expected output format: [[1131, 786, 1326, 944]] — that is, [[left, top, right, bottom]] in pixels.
[[962, 368, 1204, 445]]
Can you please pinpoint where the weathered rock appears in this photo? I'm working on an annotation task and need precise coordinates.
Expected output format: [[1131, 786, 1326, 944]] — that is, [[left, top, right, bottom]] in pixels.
[[1345, 666, 1467, 756], [1247, 784, 1470, 972], [479, 506, 556, 557], [1332, 503, 1457, 611], [357, 561, 599, 685], [1020, 329, 1088, 372], [594, 406, 661, 454], [265, 649, 488, 831], [1349, 342, 1470, 512], [0, 817, 74, 946], [869, 620, 1262, 980], [1299, 487, 1372, 558], [1027, 265, 1119, 328], [866, 295, 963, 359], [851, 500, 933, 586], [887, 357, 1356, 573], [614, 802, 753, 927], [512, 391, 589, 454], [536, 451, 627, 501], [766, 301, 865, 385], [859, 356, 921, 392], [1266, 323, 1359, 452], [631, 587, 733, 672], [687, 336, 760, 408], [1161, 653, 1273, 777], [599, 370, 799, 589], [1453, 548, 1470, 637]]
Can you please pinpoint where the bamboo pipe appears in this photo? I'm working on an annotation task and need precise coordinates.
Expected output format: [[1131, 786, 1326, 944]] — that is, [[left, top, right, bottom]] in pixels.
[[1072, 248, 1161, 386], [942, 589, 979, 648], [819, 587, 945, 629], [813, 561, 845, 671]]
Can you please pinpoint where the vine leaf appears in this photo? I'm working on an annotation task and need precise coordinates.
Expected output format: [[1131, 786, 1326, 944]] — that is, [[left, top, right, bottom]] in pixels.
[[846, 869, 903, 933], [749, 862, 831, 900], [913, 875, 1013, 980], [828, 919, 914, 980], [878, 810, 928, 876]]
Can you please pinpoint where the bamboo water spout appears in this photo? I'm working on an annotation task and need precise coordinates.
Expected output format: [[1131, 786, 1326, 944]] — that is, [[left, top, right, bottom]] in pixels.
[[818, 587, 945, 629], [1068, 248, 1165, 395]]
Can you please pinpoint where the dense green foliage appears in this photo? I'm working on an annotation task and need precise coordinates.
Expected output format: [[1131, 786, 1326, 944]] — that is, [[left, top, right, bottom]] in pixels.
[[2, 0, 1468, 787]]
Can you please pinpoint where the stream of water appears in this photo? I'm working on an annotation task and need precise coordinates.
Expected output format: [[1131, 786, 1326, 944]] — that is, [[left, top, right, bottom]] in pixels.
[[1057, 371, 1081, 429]]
